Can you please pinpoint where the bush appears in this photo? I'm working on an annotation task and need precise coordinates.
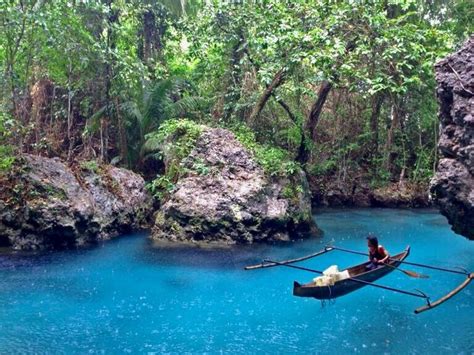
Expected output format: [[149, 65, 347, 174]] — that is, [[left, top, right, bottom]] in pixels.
[[230, 124, 300, 177], [145, 119, 203, 199], [144, 119, 203, 163], [0, 145, 15, 172], [0, 112, 15, 173], [80, 160, 100, 173]]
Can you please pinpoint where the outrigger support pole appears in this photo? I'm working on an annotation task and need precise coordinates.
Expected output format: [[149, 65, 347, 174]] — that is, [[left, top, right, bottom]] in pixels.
[[327, 245, 470, 276], [414, 272, 474, 314], [244, 246, 334, 270], [263, 259, 430, 301]]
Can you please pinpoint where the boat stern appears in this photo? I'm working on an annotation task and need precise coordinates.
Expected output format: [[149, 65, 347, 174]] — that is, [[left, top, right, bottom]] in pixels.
[[293, 281, 304, 297], [293, 281, 327, 299]]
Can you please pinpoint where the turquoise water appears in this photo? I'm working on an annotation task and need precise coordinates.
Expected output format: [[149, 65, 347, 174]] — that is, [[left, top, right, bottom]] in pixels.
[[0, 209, 473, 354]]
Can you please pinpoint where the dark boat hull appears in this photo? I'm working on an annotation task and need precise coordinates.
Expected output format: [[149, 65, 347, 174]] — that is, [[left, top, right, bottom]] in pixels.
[[293, 247, 410, 299]]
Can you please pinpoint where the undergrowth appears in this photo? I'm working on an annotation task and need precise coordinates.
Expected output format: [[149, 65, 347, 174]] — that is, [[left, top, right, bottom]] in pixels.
[[145, 119, 203, 200]]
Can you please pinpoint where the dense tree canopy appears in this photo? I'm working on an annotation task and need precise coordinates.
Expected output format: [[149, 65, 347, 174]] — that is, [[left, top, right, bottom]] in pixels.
[[1, 0, 472, 193]]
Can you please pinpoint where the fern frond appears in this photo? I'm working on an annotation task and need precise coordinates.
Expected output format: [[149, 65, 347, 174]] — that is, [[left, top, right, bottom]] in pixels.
[[84, 104, 113, 136], [142, 133, 163, 154], [166, 96, 209, 118]]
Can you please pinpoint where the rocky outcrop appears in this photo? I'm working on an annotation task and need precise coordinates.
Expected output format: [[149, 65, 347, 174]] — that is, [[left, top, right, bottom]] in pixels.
[[370, 183, 430, 208], [310, 177, 430, 208], [0, 155, 152, 250], [151, 127, 320, 245], [430, 36, 474, 240], [310, 178, 372, 208]]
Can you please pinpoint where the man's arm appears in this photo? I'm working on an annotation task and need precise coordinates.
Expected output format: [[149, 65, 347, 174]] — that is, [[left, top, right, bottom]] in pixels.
[[378, 246, 390, 263]]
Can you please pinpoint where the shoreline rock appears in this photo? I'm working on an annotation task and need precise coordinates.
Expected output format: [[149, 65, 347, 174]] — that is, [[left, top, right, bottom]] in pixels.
[[310, 178, 431, 209], [430, 36, 474, 240], [151, 127, 321, 245], [0, 154, 153, 250]]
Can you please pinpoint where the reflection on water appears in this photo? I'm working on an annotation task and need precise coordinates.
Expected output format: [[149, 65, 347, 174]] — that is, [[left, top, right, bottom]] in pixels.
[[0, 209, 473, 354]]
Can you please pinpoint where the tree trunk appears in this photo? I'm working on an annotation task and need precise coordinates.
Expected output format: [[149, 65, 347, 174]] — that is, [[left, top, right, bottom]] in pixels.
[[296, 41, 356, 166], [297, 80, 333, 165], [143, 10, 155, 61], [100, 1, 118, 162], [67, 59, 74, 161], [370, 94, 384, 157], [274, 96, 296, 124], [244, 48, 296, 125], [49, 85, 56, 133], [138, 7, 166, 68], [307, 80, 332, 141], [222, 35, 245, 121], [385, 97, 401, 173], [100, 118, 105, 161], [248, 67, 286, 124], [115, 97, 128, 166]]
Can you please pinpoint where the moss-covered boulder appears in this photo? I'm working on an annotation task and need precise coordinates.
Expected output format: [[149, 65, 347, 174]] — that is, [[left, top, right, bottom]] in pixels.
[[150, 121, 320, 245]]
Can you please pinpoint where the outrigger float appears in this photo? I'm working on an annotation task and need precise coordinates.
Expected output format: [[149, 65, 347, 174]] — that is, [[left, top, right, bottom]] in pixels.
[[245, 245, 474, 314]]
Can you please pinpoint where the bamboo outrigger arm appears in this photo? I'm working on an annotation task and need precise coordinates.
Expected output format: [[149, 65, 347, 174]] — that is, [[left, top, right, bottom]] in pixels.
[[244, 247, 334, 270], [414, 272, 474, 314]]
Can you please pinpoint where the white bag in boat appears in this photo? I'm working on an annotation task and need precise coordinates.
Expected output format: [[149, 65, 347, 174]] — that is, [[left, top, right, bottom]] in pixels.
[[336, 269, 350, 281], [323, 265, 339, 276], [313, 266, 351, 285], [312, 275, 335, 286]]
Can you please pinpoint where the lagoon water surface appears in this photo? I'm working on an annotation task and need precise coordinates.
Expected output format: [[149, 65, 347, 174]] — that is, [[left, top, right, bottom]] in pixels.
[[0, 209, 473, 354]]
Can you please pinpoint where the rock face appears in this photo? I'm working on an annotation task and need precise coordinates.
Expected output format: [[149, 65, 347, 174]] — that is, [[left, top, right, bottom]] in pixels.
[[430, 37, 474, 240], [370, 183, 430, 208], [152, 128, 320, 245], [310, 178, 430, 208], [310, 178, 372, 208], [0, 155, 152, 250]]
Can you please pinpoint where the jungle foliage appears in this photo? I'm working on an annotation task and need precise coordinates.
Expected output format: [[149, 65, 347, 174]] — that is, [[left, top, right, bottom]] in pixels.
[[0, 0, 472, 189]]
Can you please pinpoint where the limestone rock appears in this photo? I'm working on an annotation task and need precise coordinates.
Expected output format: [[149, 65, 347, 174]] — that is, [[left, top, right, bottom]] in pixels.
[[309, 177, 429, 208], [430, 36, 474, 239], [0, 154, 152, 250], [371, 183, 430, 208], [151, 127, 320, 245]]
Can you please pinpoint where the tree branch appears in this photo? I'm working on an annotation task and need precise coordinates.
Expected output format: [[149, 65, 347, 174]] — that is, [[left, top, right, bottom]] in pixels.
[[248, 67, 287, 123]]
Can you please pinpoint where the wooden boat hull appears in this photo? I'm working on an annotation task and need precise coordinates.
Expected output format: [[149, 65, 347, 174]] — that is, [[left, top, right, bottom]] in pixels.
[[293, 247, 410, 299]]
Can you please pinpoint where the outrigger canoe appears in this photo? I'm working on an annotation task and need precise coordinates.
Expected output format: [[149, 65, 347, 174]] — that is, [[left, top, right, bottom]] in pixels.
[[245, 245, 474, 313], [293, 246, 410, 299]]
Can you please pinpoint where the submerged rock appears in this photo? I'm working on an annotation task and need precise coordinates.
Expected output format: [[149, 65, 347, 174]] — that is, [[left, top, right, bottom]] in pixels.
[[0, 155, 152, 250], [151, 127, 320, 245], [430, 36, 474, 240]]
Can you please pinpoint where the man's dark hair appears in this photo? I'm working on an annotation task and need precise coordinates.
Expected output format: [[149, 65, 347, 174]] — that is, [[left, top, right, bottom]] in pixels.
[[367, 235, 378, 247]]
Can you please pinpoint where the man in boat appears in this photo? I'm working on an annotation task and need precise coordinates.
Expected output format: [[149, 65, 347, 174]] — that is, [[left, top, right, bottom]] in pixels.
[[366, 235, 390, 270]]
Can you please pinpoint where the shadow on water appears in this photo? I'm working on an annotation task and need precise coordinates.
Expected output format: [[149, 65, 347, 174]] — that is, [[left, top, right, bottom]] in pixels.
[[137, 238, 305, 271], [0, 233, 149, 270], [0, 232, 323, 280], [162, 275, 196, 290], [0, 249, 81, 270], [423, 216, 450, 227]]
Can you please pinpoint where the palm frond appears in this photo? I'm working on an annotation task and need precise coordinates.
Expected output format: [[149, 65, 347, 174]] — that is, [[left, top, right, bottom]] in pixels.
[[117, 76, 205, 168], [141, 133, 163, 155], [120, 101, 144, 137], [142, 79, 174, 133], [120, 102, 143, 123], [166, 96, 210, 118], [84, 104, 113, 136]]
